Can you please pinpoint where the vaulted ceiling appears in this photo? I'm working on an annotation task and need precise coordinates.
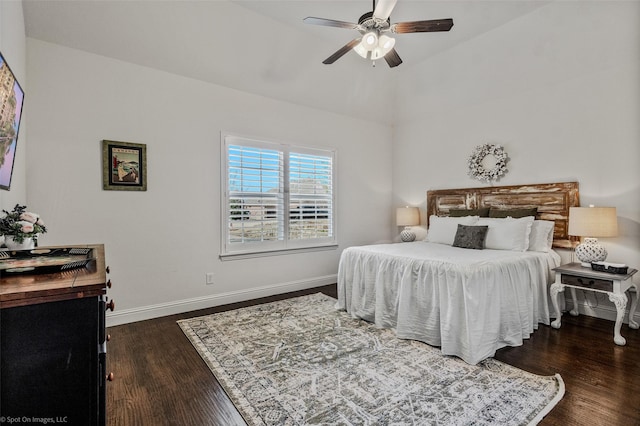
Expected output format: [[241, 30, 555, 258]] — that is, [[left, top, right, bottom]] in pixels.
[[23, 0, 547, 124]]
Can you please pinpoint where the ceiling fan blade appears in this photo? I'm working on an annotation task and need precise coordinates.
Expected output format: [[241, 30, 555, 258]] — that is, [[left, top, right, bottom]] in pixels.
[[304, 17, 359, 30], [392, 18, 454, 34], [373, 0, 398, 21], [384, 48, 403, 68], [322, 38, 361, 64]]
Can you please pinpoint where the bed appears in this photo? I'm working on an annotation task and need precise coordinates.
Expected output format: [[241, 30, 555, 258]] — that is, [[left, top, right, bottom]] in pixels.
[[336, 182, 580, 364]]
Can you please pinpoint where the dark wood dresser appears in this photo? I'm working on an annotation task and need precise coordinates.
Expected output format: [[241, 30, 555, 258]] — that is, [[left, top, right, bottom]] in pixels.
[[0, 244, 112, 425]]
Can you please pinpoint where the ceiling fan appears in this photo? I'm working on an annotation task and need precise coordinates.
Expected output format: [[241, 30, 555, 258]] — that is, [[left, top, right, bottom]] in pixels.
[[303, 0, 453, 68]]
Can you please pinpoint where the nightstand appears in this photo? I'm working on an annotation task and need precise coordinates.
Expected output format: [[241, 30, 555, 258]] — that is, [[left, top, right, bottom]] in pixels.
[[550, 262, 638, 345]]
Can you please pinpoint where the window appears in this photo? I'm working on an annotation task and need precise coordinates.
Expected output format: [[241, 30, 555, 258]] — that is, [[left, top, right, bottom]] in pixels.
[[221, 134, 336, 257]]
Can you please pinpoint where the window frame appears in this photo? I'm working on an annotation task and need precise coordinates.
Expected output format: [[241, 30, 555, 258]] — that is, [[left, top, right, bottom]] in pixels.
[[220, 133, 337, 259]]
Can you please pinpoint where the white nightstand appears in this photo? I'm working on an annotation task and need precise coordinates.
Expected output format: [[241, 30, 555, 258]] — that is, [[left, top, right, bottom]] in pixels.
[[550, 262, 638, 345]]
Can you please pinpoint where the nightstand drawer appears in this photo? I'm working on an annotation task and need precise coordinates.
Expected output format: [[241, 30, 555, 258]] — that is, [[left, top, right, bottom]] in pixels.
[[561, 274, 612, 291]]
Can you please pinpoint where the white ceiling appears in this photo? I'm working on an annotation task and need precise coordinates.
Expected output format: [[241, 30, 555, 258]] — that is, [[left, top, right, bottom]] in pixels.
[[22, 0, 548, 124]]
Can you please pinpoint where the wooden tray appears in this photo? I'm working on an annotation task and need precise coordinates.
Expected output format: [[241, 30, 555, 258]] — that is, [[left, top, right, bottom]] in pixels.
[[0, 247, 95, 275]]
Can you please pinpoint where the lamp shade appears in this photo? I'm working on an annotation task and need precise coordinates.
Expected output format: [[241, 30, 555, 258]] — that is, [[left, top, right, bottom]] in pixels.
[[569, 206, 618, 266], [396, 206, 420, 227], [568, 206, 618, 237]]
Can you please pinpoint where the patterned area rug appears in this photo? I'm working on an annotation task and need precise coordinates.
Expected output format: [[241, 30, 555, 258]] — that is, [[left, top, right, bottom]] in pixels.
[[178, 293, 564, 425]]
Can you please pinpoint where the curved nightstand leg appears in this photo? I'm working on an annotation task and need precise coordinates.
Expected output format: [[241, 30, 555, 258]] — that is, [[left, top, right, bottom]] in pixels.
[[550, 283, 564, 329], [569, 287, 579, 316], [629, 284, 639, 329], [609, 292, 628, 346]]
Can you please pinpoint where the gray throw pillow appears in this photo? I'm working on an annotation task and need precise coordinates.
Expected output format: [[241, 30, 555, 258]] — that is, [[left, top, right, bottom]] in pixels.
[[452, 224, 489, 250]]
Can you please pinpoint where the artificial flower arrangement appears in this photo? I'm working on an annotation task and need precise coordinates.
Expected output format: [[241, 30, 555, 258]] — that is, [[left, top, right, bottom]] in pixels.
[[0, 204, 47, 244]]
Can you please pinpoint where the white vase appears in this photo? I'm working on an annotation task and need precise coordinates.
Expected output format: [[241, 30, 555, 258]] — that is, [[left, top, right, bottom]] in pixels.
[[575, 237, 607, 267], [3, 236, 35, 250]]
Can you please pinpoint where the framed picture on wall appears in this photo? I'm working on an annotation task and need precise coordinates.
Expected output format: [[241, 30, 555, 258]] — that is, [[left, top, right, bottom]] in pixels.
[[0, 51, 25, 191], [102, 140, 147, 191]]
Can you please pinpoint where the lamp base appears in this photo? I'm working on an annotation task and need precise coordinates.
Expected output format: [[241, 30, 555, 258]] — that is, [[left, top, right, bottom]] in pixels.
[[400, 227, 416, 242], [575, 237, 607, 267]]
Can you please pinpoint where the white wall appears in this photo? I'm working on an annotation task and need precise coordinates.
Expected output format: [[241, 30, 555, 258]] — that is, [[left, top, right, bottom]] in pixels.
[[0, 1, 26, 209], [393, 2, 640, 321], [20, 1, 640, 326], [26, 39, 393, 325]]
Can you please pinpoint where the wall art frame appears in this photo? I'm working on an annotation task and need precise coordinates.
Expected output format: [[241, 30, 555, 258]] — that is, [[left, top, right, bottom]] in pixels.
[[102, 140, 147, 191], [0, 51, 25, 191]]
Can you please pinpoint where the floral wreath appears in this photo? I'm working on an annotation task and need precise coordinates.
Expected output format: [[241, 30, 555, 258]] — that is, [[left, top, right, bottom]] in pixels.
[[467, 144, 508, 183]]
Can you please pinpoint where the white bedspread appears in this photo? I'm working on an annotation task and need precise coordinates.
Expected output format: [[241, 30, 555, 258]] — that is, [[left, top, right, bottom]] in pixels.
[[336, 241, 561, 365]]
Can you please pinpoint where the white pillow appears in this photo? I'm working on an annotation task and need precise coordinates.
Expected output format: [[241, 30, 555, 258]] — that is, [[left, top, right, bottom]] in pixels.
[[528, 220, 555, 252], [476, 216, 534, 251], [426, 215, 479, 245]]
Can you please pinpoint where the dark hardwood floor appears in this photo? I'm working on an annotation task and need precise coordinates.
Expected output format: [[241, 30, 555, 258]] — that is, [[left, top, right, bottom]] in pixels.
[[107, 285, 640, 425]]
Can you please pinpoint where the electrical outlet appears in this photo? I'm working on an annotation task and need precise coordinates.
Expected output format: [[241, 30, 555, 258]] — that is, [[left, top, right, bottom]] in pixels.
[[205, 273, 215, 285]]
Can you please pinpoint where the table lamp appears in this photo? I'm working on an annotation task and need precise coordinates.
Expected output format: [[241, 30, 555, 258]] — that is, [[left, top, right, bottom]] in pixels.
[[568, 205, 618, 267], [396, 206, 420, 242]]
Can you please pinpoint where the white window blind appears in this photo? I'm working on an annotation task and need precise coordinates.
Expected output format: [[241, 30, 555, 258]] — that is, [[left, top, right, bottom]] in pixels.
[[222, 135, 336, 257], [227, 144, 284, 243], [289, 152, 333, 240]]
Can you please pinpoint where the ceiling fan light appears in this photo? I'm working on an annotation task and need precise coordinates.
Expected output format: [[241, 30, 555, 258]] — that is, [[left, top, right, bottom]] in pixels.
[[380, 35, 395, 51], [370, 35, 395, 60], [361, 31, 378, 50], [371, 48, 386, 60], [353, 43, 368, 59]]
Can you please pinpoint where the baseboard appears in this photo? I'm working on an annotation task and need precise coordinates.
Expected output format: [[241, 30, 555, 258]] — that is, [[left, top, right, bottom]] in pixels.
[[108, 276, 637, 328], [565, 298, 640, 324], [106, 274, 337, 327]]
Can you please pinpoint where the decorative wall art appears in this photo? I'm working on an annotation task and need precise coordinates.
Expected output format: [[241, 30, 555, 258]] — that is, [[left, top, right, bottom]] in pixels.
[[467, 144, 508, 183], [0, 51, 25, 191], [102, 140, 147, 191]]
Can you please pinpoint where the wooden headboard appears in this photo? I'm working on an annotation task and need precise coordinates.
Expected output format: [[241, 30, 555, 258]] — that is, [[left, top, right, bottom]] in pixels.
[[426, 182, 580, 248]]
